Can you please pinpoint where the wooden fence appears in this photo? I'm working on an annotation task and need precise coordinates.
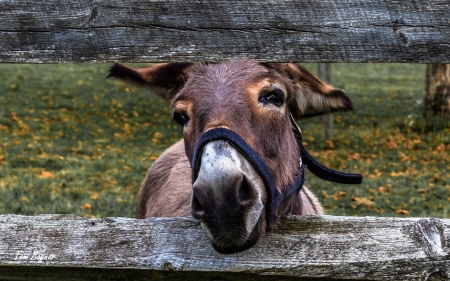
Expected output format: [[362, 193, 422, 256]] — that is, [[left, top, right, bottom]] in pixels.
[[1, 1, 450, 280], [1, 215, 450, 281], [1, 0, 449, 63]]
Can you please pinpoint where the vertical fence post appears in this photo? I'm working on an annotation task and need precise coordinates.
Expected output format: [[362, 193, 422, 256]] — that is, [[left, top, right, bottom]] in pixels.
[[318, 63, 334, 140]]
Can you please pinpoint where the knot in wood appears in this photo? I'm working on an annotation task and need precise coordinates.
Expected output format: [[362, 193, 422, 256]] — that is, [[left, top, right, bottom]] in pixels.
[[162, 261, 176, 271]]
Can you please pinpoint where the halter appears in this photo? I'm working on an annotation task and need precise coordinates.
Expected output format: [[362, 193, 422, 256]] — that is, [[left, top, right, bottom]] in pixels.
[[191, 112, 363, 229]]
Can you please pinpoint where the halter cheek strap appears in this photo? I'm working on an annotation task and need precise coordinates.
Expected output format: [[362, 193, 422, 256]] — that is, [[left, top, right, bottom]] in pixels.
[[191, 127, 305, 228], [191, 114, 363, 229], [290, 112, 363, 185]]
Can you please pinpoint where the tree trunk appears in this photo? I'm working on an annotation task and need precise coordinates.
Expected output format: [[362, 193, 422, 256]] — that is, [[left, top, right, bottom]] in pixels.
[[318, 63, 334, 139], [424, 64, 450, 117]]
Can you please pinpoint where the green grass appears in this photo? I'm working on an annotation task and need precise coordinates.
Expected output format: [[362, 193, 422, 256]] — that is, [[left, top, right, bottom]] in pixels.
[[0, 63, 449, 218]]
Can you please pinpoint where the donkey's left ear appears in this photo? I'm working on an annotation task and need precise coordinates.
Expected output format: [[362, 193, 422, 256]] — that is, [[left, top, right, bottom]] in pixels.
[[107, 62, 193, 101], [283, 63, 353, 118]]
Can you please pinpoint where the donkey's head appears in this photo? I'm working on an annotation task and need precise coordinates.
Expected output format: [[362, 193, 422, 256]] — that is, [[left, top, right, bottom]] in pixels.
[[109, 60, 353, 254]]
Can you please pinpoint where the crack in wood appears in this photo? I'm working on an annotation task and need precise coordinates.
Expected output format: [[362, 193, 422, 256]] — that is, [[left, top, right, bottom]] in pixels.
[[417, 219, 447, 257]]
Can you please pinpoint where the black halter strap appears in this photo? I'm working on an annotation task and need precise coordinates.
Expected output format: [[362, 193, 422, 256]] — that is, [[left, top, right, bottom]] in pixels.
[[290, 112, 363, 185], [191, 127, 303, 228], [191, 114, 363, 229]]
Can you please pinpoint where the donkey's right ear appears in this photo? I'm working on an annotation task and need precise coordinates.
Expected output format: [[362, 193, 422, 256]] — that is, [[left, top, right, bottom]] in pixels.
[[107, 63, 193, 101]]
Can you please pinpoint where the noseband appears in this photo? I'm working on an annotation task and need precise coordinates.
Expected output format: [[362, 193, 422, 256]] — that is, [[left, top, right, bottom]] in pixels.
[[191, 112, 363, 229]]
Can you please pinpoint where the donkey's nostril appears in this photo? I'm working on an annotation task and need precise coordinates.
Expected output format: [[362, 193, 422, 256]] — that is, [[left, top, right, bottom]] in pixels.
[[191, 188, 205, 219], [238, 177, 256, 207]]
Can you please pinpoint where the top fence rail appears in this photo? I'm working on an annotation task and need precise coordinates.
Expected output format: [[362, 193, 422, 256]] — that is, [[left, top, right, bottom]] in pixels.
[[0, 0, 449, 63]]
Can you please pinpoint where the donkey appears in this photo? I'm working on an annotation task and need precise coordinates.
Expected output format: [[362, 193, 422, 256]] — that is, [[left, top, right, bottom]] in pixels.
[[108, 60, 361, 254]]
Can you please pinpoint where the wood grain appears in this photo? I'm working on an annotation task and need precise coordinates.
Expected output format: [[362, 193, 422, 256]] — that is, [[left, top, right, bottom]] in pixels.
[[0, 0, 449, 63], [1, 214, 450, 280]]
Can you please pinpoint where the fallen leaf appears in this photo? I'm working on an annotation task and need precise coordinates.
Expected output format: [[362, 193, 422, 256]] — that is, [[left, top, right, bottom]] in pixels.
[[106, 180, 118, 186], [373, 207, 384, 213], [332, 191, 346, 200], [395, 209, 409, 215], [417, 189, 428, 196], [38, 171, 54, 179], [10, 111, 18, 121], [368, 169, 383, 179], [351, 196, 374, 207], [82, 203, 92, 209], [390, 171, 404, 177], [325, 140, 336, 149], [90, 193, 98, 200]]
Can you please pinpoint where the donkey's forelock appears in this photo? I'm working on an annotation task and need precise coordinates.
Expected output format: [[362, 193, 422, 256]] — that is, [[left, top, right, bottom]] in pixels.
[[173, 60, 280, 102]]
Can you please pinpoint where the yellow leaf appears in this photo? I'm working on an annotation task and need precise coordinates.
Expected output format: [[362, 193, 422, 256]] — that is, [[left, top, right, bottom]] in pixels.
[[154, 132, 164, 138], [325, 140, 336, 149], [368, 169, 383, 179], [21, 197, 30, 203], [38, 171, 54, 179], [10, 111, 18, 121], [82, 203, 92, 209], [417, 189, 428, 196], [332, 191, 346, 200], [351, 196, 374, 207], [395, 209, 409, 215], [90, 193, 98, 200], [390, 171, 403, 177], [106, 180, 118, 186]]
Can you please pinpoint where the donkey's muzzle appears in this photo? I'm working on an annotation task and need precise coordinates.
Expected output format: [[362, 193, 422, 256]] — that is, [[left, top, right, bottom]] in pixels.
[[191, 173, 256, 220], [190, 140, 265, 253]]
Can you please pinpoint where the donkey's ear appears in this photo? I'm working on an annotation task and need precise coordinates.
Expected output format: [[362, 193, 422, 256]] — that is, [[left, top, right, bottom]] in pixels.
[[107, 63, 193, 101], [283, 63, 353, 118]]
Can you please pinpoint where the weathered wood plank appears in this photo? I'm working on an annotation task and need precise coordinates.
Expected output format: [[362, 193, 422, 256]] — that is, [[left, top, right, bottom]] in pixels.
[[1, 215, 450, 280], [0, 0, 449, 63]]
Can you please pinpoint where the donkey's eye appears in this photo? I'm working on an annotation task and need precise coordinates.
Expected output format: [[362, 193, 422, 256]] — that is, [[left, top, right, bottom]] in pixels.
[[259, 90, 285, 107], [173, 112, 189, 126]]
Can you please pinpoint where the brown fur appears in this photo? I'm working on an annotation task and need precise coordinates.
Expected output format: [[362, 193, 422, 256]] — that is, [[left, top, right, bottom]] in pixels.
[[109, 60, 353, 227]]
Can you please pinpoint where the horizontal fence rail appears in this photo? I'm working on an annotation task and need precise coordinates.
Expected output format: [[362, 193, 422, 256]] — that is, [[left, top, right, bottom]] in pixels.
[[1, 214, 450, 280], [0, 0, 449, 63]]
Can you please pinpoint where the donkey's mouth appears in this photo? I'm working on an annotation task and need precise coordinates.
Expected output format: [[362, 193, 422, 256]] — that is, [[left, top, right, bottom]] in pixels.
[[209, 217, 262, 254]]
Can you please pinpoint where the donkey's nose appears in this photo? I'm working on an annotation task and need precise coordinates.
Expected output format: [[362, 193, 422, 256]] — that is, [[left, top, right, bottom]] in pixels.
[[191, 174, 257, 220]]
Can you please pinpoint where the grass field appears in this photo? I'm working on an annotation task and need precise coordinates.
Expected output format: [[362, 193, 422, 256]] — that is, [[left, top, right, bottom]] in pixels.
[[0, 63, 449, 218]]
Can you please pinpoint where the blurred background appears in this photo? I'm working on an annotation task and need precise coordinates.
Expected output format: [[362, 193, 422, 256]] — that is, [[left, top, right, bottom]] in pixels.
[[0, 63, 448, 218]]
